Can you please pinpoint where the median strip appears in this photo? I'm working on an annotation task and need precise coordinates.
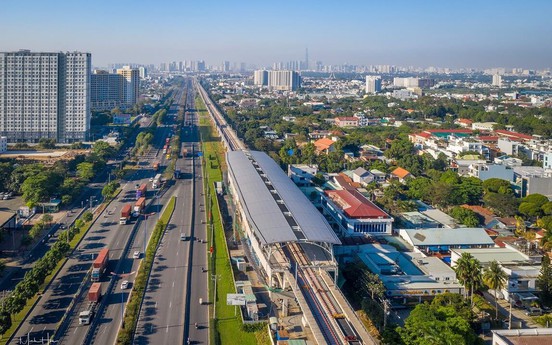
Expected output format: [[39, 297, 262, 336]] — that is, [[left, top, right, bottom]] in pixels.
[[116, 196, 176, 345]]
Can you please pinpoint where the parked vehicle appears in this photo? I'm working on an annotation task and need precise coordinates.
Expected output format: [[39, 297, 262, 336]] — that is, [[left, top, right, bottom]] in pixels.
[[121, 280, 129, 289], [133, 251, 141, 259], [525, 307, 542, 316]]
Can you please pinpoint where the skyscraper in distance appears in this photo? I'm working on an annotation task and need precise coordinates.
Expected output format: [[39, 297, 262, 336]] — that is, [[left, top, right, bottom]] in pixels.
[[365, 76, 382, 94], [0, 50, 91, 143]]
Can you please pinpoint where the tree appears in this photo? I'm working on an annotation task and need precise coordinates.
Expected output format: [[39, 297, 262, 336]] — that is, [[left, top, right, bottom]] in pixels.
[[82, 211, 93, 223], [482, 178, 513, 194], [537, 255, 552, 307], [483, 260, 508, 319], [0, 309, 11, 334], [42, 213, 53, 225], [483, 192, 519, 217], [450, 207, 480, 227], [397, 300, 480, 345], [519, 202, 543, 219], [92, 141, 115, 159], [384, 139, 414, 161], [76, 162, 95, 181], [102, 181, 120, 199], [454, 253, 483, 306]]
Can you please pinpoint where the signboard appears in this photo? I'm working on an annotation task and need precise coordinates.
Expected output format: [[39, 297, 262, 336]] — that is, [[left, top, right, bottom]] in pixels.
[[226, 293, 246, 306]]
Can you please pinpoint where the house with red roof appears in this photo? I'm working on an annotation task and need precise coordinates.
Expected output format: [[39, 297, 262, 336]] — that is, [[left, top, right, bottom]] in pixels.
[[321, 189, 394, 236], [495, 129, 533, 141]]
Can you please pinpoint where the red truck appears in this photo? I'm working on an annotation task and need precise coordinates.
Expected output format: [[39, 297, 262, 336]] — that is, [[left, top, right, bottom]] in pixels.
[[79, 282, 102, 325], [91, 249, 109, 282], [120, 204, 131, 224], [136, 183, 147, 200], [133, 197, 146, 217]]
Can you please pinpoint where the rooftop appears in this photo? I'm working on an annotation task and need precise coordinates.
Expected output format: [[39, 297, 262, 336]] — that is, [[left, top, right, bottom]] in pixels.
[[227, 150, 340, 246], [451, 248, 533, 265], [400, 228, 495, 247], [391, 167, 412, 179], [492, 328, 552, 345], [325, 189, 389, 219]]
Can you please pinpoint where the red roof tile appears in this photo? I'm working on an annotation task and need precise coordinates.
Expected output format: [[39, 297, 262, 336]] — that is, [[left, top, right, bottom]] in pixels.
[[325, 189, 389, 219], [494, 130, 533, 140]]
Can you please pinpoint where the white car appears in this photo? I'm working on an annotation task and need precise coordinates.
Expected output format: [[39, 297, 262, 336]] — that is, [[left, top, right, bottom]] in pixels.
[[121, 280, 129, 289], [133, 251, 141, 259]]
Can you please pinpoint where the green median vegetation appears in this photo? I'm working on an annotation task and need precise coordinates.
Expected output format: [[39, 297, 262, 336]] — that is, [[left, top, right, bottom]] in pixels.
[[196, 94, 268, 345], [116, 196, 176, 345]]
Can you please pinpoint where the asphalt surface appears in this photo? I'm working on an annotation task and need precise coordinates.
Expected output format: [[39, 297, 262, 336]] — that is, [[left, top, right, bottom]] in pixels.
[[134, 79, 209, 345], [9, 123, 173, 345]]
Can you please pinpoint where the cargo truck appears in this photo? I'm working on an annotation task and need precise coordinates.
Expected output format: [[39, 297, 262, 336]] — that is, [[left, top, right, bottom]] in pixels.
[[120, 204, 131, 224], [152, 174, 162, 189], [91, 249, 109, 282], [79, 282, 102, 325], [136, 183, 147, 200], [133, 197, 146, 217]]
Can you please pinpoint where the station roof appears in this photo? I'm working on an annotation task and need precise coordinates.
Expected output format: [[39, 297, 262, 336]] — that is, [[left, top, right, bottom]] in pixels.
[[227, 150, 340, 246]]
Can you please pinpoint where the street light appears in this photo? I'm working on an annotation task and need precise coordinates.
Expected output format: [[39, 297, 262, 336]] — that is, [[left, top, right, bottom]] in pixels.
[[110, 270, 135, 329], [211, 274, 221, 319]]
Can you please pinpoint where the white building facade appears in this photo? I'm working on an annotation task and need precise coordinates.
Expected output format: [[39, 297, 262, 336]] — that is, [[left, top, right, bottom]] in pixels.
[[0, 50, 91, 143]]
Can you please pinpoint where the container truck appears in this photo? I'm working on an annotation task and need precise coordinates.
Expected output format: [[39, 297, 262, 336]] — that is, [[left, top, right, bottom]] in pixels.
[[133, 197, 146, 217], [91, 249, 109, 282], [120, 204, 131, 224], [152, 174, 162, 189], [79, 282, 102, 325], [136, 183, 147, 200]]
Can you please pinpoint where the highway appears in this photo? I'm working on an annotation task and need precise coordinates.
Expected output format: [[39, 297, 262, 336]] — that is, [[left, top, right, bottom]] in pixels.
[[9, 122, 172, 344], [134, 78, 209, 345]]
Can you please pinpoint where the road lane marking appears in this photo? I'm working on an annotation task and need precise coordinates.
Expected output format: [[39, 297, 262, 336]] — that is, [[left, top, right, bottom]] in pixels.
[[169, 301, 172, 308], [172, 281, 175, 287]]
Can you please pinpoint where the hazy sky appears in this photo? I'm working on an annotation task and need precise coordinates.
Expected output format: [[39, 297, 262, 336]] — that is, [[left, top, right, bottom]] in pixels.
[[1, 0, 551, 69]]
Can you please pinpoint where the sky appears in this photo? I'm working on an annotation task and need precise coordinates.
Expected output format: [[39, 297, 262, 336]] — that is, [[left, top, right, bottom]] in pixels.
[[1, 0, 551, 69]]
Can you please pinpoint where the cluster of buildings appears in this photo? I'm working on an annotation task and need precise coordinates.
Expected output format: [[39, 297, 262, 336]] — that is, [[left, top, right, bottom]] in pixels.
[[0, 50, 142, 144], [409, 127, 552, 197], [288, 161, 547, 307]]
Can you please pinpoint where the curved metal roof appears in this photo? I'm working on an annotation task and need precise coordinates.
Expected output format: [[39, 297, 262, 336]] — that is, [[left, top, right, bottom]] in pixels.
[[227, 150, 340, 246]]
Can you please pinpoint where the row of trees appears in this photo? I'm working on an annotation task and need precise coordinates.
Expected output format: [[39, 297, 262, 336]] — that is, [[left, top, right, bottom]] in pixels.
[[0, 238, 70, 334]]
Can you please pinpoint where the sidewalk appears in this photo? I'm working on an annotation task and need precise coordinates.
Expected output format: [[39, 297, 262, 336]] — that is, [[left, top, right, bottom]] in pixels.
[[482, 291, 539, 329]]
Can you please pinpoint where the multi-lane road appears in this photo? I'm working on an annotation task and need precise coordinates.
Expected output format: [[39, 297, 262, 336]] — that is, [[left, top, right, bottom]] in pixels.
[[135, 80, 209, 345]]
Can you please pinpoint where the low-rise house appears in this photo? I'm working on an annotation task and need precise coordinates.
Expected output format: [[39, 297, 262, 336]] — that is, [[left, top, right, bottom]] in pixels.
[[369, 169, 387, 183], [399, 212, 441, 229], [421, 209, 459, 228], [313, 137, 336, 154], [334, 116, 359, 128], [467, 163, 514, 181], [288, 164, 318, 187], [513, 166, 552, 197], [351, 167, 374, 186], [390, 167, 413, 183], [492, 329, 552, 345]]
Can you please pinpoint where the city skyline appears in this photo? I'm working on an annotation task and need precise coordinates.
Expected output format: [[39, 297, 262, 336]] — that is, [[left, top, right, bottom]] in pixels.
[[1, 0, 551, 69]]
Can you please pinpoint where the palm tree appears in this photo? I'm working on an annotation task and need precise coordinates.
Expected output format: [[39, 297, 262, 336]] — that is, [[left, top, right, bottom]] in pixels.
[[483, 260, 508, 319], [454, 252, 483, 305]]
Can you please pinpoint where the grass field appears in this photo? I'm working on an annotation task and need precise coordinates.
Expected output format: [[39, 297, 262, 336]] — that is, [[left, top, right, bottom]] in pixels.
[[196, 95, 267, 345]]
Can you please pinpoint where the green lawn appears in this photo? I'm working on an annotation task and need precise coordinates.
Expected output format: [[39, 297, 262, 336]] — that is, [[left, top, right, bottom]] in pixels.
[[196, 95, 266, 345]]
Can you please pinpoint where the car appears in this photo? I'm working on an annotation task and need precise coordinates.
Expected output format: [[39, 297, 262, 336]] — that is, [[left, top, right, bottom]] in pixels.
[[525, 307, 542, 316], [60, 224, 67, 230], [121, 280, 129, 289], [180, 233, 187, 241], [133, 251, 141, 259]]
